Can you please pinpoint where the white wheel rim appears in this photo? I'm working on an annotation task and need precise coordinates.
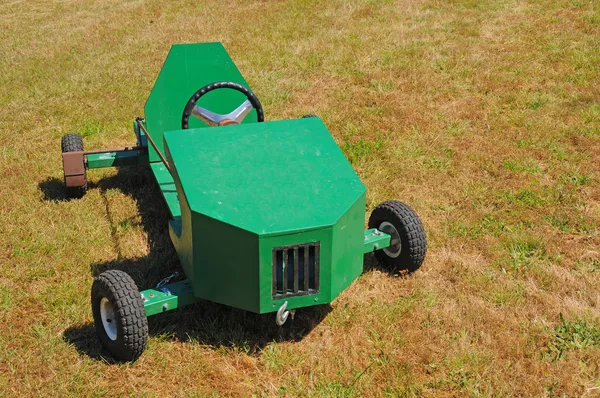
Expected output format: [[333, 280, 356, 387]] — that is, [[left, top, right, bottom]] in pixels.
[[379, 221, 402, 258], [100, 297, 118, 341]]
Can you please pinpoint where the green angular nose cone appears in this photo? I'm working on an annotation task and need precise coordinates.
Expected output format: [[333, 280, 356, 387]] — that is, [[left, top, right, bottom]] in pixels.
[[164, 118, 366, 313]]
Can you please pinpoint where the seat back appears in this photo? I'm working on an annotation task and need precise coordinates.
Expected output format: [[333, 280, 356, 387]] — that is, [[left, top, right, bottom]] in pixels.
[[144, 42, 257, 163]]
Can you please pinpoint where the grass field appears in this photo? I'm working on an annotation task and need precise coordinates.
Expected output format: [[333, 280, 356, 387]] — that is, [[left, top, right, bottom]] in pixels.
[[1, 0, 599, 396]]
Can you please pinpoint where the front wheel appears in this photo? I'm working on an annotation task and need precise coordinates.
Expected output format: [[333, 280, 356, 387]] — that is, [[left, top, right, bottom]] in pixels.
[[91, 270, 148, 362], [368, 200, 427, 272]]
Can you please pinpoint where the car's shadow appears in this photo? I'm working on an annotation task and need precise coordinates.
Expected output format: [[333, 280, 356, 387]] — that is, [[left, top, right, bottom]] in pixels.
[[39, 167, 333, 362]]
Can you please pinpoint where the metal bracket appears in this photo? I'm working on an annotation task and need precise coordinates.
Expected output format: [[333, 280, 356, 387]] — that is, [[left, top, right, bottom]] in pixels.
[[140, 279, 198, 317], [363, 228, 392, 254]]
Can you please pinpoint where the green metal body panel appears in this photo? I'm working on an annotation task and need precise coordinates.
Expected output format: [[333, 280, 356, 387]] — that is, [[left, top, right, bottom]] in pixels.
[[164, 118, 366, 236], [150, 162, 181, 219], [258, 194, 367, 313], [161, 117, 367, 313], [141, 225, 393, 316], [144, 42, 257, 163], [86, 150, 147, 169], [330, 196, 368, 297]]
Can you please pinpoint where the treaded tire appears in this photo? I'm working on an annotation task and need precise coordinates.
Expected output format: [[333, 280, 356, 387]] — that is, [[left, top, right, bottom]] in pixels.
[[61, 133, 87, 198], [301, 114, 319, 118], [368, 200, 427, 272], [91, 270, 148, 362]]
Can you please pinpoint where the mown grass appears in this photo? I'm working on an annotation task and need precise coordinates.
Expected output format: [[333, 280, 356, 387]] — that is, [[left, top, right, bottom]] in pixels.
[[1, 0, 599, 396]]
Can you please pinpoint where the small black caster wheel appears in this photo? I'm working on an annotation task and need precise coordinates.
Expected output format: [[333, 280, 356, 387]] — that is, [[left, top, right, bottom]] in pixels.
[[368, 200, 427, 272]]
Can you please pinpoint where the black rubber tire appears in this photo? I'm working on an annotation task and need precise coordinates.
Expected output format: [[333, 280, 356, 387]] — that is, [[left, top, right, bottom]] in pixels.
[[61, 133, 87, 198], [91, 270, 148, 362], [368, 200, 427, 272], [301, 114, 319, 118]]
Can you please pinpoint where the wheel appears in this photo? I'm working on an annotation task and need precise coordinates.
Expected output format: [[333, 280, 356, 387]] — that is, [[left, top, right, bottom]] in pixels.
[[91, 270, 148, 362], [181, 81, 264, 129], [301, 114, 319, 118], [368, 200, 427, 272], [61, 133, 87, 198]]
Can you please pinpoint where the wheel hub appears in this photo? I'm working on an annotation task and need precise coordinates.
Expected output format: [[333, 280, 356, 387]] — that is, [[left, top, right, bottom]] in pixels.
[[379, 221, 402, 258], [100, 297, 118, 341]]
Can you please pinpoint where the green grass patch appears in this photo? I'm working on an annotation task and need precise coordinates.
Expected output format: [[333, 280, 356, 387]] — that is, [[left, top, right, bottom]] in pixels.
[[547, 314, 600, 361], [501, 159, 542, 175], [500, 189, 546, 209], [78, 119, 105, 138], [575, 258, 600, 274], [496, 236, 548, 277], [343, 134, 385, 164], [560, 171, 593, 186], [487, 282, 526, 307]]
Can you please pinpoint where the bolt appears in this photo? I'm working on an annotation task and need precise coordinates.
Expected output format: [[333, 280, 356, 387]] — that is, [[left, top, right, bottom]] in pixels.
[[314, 297, 318, 302], [364, 235, 368, 241], [374, 243, 379, 249], [162, 303, 168, 312]]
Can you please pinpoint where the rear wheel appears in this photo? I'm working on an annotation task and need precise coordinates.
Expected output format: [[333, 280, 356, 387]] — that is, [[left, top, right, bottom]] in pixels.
[[91, 270, 148, 362], [61, 133, 87, 198], [368, 200, 427, 272]]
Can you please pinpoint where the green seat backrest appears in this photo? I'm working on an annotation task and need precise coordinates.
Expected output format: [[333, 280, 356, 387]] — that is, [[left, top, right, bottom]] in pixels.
[[144, 42, 257, 163]]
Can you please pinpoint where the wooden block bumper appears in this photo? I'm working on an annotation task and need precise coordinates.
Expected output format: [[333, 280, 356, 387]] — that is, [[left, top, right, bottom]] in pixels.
[[62, 151, 86, 187]]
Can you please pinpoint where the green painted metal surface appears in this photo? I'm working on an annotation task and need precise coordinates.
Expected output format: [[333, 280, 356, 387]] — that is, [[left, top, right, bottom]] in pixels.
[[144, 42, 257, 163], [137, 118, 182, 220], [150, 162, 181, 219], [164, 176, 261, 312], [363, 228, 391, 254], [140, 280, 197, 316], [86, 150, 147, 169], [330, 194, 366, 298], [161, 117, 367, 313], [164, 118, 366, 236]]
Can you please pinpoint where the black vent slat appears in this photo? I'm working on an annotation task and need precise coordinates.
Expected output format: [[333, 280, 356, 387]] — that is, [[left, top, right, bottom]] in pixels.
[[304, 246, 309, 291], [272, 250, 277, 297], [282, 250, 288, 295], [293, 248, 299, 293], [314, 245, 320, 291], [272, 242, 320, 299]]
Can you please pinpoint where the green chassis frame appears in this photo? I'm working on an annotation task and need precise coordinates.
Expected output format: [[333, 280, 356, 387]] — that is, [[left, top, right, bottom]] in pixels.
[[84, 120, 392, 317]]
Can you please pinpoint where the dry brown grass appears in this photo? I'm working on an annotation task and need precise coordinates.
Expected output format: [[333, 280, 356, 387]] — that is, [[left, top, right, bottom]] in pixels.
[[1, 0, 599, 396]]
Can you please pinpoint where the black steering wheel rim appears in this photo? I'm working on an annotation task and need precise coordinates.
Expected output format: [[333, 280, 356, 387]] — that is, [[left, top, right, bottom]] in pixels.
[[181, 81, 264, 129]]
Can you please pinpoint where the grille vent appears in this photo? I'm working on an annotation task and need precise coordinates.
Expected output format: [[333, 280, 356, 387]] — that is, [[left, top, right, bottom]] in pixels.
[[272, 242, 320, 298]]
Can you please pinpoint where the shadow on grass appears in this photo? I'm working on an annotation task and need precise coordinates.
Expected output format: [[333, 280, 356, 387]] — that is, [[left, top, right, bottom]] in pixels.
[[43, 166, 333, 361], [62, 323, 117, 364], [362, 253, 411, 277], [38, 177, 72, 202], [63, 303, 332, 360]]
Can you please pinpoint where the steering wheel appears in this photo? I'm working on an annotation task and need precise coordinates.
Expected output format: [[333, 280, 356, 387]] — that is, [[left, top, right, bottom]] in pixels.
[[181, 81, 264, 129]]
